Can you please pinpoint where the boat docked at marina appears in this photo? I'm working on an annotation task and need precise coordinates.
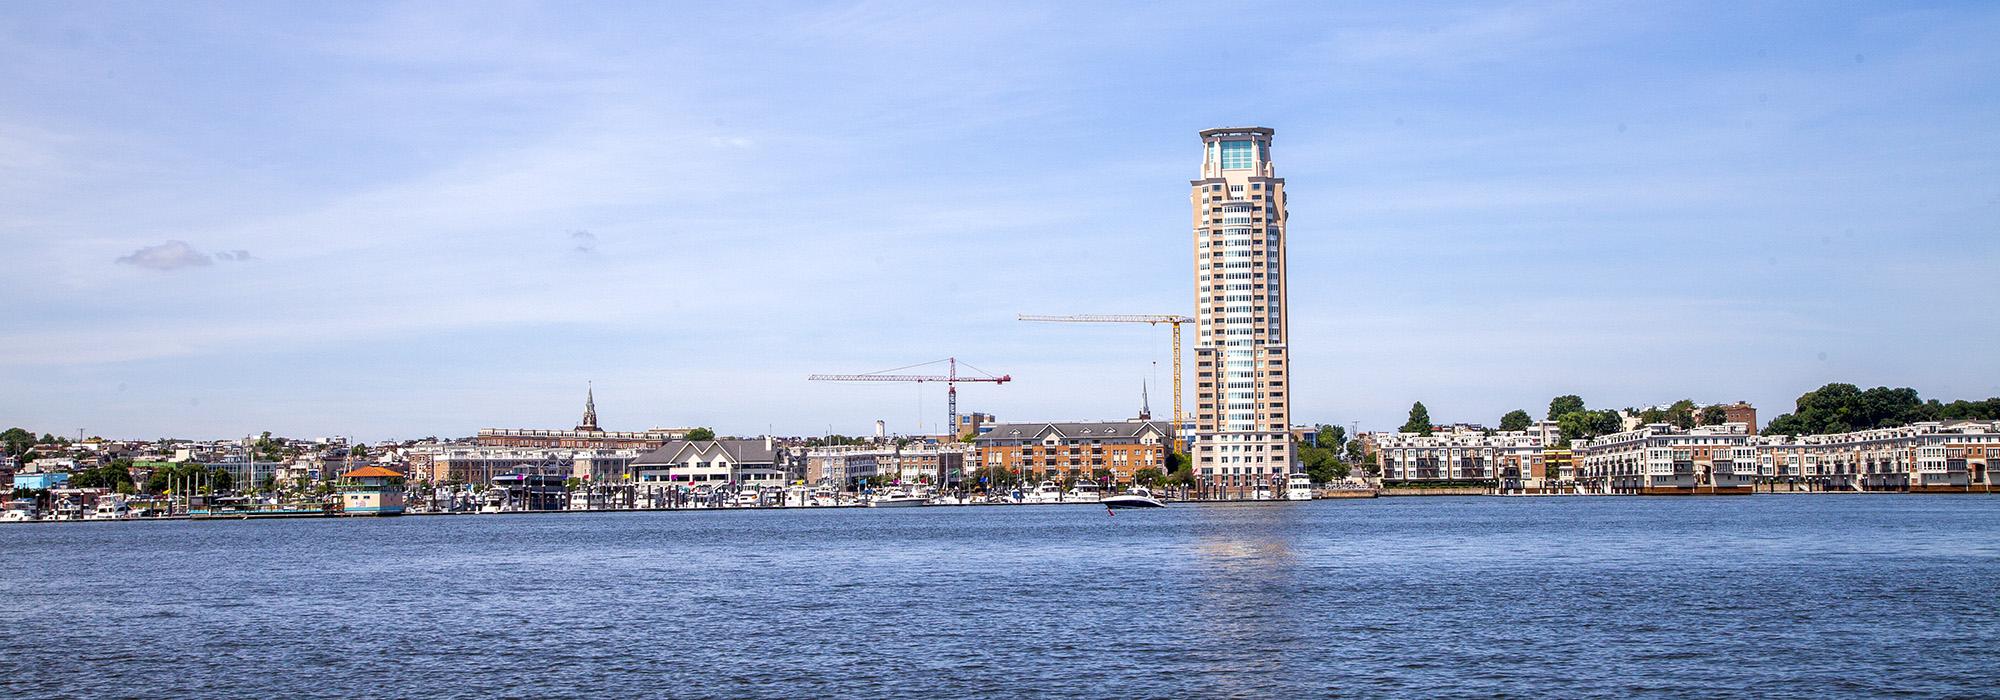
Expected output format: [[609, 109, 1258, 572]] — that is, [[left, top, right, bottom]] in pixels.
[[1101, 486, 1166, 509], [1025, 480, 1064, 504], [88, 495, 132, 520], [868, 488, 930, 508], [1285, 474, 1314, 501], [1065, 479, 1103, 503], [1, 500, 39, 523]]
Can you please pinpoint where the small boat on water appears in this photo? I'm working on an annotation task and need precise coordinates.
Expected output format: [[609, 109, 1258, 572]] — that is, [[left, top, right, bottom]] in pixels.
[[869, 489, 929, 508], [1101, 486, 1166, 509]]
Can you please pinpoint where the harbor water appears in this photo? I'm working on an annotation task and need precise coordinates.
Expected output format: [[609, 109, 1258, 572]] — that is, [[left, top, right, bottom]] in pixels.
[[2, 495, 1996, 698]]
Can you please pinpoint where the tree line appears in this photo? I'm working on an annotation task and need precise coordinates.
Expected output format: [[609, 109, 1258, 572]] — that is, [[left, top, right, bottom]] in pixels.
[[1765, 383, 2000, 435]]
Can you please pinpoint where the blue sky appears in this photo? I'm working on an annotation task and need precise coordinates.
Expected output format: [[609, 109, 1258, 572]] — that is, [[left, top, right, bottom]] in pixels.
[[2, 1, 1997, 441]]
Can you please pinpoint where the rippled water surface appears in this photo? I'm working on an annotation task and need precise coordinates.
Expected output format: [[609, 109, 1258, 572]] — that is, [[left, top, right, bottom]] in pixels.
[[3, 496, 1997, 698]]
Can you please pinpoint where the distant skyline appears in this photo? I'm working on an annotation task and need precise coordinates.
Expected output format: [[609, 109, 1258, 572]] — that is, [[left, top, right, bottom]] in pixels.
[[2, 2, 1997, 441]]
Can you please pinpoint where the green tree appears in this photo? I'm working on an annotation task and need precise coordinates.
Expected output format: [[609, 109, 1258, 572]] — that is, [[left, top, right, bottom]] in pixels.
[[684, 427, 717, 441], [1344, 439, 1366, 464], [209, 467, 234, 493], [253, 431, 287, 462], [1666, 399, 1697, 430], [1133, 467, 1164, 486], [1301, 445, 1349, 484], [1760, 383, 1982, 435], [1313, 424, 1346, 450], [1400, 402, 1433, 435], [1556, 409, 1624, 446], [1499, 409, 1532, 432], [1547, 395, 1586, 421], [1698, 405, 1727, 426], [0, 427, 33, 456]]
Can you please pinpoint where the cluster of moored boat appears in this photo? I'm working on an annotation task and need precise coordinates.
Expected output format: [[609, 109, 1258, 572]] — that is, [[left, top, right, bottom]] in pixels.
[[2, 494, 139, 522], [863, 481, 1168, 508], [860, 474, 1317, 509]]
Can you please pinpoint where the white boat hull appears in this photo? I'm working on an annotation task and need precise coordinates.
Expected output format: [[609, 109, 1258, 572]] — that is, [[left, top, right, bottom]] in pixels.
[[1101, 495, 1165, 509]]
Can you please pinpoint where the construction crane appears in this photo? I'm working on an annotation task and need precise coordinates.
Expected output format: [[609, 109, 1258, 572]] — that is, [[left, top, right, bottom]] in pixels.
[[1016, 314, 1195, 439], [808, 357, 1011, 437]]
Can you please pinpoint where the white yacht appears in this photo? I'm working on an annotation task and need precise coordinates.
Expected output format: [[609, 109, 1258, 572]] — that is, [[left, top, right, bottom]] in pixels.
[[1065, 479, 1103, 503], [1285, 474, 1314, 501], [1, 501, 38, 523], [1251, 482, 1274, 501], [477, 490, 511, 514], [869, 489, 929, 508], [810, 486, 839, 506], [89, 496, 132, 521], [1101, 486, 1166, 509], [1026, 480, 1064, 504]]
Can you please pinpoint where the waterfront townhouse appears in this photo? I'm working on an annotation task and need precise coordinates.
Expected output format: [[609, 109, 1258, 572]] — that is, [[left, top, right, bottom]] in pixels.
[[630, 438, 789, 490], [805, 445, 879, 490], [1575, 423, 1757, 495], [876, 442, 971, 486], [403, 446, 640, 484], [1754, 420, 1998, 492], [1372, 428, 1552, 491], [972, 421, 1171, 486], [475, 427, 688, 450]]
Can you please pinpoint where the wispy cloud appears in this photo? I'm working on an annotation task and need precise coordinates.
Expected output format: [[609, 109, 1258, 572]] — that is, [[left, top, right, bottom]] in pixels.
[[115, 240, 212, 271]]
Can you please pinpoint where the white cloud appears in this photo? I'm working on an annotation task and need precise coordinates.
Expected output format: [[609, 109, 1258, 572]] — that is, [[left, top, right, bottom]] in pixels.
[[115, 240, 212, 271]]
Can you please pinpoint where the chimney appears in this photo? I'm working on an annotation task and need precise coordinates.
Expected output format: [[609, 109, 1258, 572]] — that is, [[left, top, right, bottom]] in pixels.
[[764, 435, 772, 451]]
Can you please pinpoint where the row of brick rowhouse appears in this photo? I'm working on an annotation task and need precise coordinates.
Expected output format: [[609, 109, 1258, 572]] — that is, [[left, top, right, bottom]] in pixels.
[[971, 421, 1174, 486], [1368, 419, 2000, 494]]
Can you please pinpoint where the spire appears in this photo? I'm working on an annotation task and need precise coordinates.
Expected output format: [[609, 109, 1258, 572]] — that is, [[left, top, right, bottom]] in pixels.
[[577, 383, 601, 432], [1140, 380, 1152, 421]]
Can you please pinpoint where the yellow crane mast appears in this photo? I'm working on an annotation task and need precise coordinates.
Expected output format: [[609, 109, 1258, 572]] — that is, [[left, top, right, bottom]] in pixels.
[[1016, 314, 1195, 441]]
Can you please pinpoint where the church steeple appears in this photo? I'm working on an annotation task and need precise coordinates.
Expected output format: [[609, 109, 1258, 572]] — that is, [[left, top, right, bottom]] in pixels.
[[1139, 380, 1152, 421], [576, 383, 601, 432]]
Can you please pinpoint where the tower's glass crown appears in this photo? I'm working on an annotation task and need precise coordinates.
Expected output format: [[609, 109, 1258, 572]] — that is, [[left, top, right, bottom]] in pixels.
[[1218, 140, 1255, 170]]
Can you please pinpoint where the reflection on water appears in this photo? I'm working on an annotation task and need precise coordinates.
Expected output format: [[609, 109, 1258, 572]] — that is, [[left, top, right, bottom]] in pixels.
[[1, 496, 1996, 698]]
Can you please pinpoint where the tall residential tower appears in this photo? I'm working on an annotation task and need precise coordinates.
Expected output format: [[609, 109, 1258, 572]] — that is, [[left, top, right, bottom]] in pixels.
[[1190, 127, 1293, 497]]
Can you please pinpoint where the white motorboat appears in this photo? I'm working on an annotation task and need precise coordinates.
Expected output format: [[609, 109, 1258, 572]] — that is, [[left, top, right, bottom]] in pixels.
[[869, 490, 929, 508], [1026, 480, 1064, 504], [1101, 486, 1166, 509], [1, 501, 38, 523], [89, 495, 133, 520], [477, 490, 510, 514], [1251, 482, 1274, 501], [1285, 474, 1314, 501], [1065, 479, 1103, 503]]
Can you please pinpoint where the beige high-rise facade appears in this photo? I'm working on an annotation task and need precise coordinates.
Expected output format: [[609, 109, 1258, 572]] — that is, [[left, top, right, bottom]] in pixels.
[[1190, 127, 1294, 497]]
